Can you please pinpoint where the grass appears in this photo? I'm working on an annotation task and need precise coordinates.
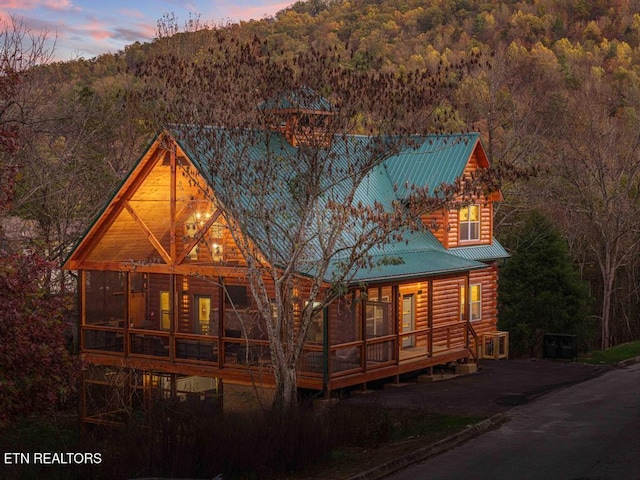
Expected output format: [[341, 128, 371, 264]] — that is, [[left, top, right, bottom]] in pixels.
[[292, 409, 484, 480], [579, 340, 640, 365], [0, 414, 81, 480], [1, 404, 481, 480]]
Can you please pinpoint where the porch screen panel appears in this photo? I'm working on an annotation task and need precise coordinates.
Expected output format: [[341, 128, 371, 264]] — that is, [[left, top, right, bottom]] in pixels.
[[329, 294, 360, 345], [148, 273, 171, 331], [366, 286, 393, 339], [176, 275, 222, 335], [84, 270, 125, 326]]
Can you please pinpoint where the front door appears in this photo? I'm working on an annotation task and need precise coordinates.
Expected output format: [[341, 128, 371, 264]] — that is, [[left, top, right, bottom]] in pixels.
[[402, 294, 415, 348]]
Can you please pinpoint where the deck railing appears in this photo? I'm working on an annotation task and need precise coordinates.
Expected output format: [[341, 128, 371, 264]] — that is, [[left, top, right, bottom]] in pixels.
[[129, 330, 170, 358], [82, 325, 124, 353], [82, 320, 470, 377]]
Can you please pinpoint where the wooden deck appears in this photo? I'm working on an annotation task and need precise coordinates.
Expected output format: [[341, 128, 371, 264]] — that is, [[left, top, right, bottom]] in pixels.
[[80, 318, 479, 395], [83, 342, 473, 393]]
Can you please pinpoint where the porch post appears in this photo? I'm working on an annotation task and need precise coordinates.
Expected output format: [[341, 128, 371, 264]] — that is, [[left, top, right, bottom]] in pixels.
[[322, 306, 329, 398], [219, 278, 225, 368], [361, 289, 368, 372], [392, 285, 399, 364], [78, 270, 84, 353], [428, 279, 433, 357], [169, 274, 175, 362], [124, 271, 130, 357]]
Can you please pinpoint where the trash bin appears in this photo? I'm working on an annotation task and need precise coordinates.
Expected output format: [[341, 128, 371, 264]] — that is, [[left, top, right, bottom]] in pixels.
[[543, 334, 577, 359]]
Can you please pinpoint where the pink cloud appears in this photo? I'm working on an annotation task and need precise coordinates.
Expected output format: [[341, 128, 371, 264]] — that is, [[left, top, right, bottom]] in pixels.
[[223, 1, 291, 21], [0, 0, 75, 10], [117, 8, 145, 20], [89, 29, 110, 40], [43, 0, 75, 11], [77, 18, 112, 40]]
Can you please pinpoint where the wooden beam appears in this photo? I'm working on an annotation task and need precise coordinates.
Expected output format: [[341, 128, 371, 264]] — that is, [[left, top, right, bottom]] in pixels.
[[66, 146, 166, 268], [170, 141, 177, 261], [123, 201, 172, 265], [70, 261, 249, 278], [175, 209, 222, 264]]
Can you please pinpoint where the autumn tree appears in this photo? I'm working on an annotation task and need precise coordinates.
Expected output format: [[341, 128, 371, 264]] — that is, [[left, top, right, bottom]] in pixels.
[[135, 26, 490, 408], [0, 252, 78, 425], [0, 17, 79, 425], [550, 68, 640, 349], [0, 15, 53, 215], [11, 72, 150, 294]]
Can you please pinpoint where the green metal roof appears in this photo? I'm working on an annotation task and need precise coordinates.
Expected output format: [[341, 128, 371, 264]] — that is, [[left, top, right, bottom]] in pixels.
[[68, 123, 493, 284], [448, 239, 510, 262], [171, 126, 491, 283], [339, 250, 485, 283], [383, 133, 480, 196], [323, 225, 486, 283]]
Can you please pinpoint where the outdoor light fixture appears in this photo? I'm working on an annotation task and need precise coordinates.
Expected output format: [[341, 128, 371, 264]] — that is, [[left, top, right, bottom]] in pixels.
[[211, 242, 223, 262]]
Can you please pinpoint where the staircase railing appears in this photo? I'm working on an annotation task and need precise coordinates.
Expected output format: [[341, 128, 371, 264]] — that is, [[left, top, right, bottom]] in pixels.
[[466, 322, 479, 362]]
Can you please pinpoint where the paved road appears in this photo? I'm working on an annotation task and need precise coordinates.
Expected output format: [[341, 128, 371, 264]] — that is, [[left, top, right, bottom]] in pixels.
[[387, 363, 640, 480]]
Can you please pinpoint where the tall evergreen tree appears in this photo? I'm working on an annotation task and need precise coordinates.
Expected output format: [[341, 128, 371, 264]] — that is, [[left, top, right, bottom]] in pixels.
[[498, 210, 592, 357]]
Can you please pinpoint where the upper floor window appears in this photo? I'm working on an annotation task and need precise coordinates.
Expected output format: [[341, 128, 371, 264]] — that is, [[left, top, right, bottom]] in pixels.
[[459, 205, 480, 242]]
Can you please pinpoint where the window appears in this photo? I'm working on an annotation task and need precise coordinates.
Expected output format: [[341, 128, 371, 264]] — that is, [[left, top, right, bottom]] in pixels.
[[195, 295, 212, 335], [460, 284, 482, 321], [160, 291, 171, 330], [459, 205, 480, 241]]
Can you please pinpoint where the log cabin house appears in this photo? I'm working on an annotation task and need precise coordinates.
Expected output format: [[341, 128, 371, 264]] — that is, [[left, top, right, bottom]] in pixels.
[[63, 99, 509, 425]]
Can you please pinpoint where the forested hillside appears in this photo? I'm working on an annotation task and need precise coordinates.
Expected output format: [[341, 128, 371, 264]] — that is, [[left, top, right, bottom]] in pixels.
[[3, 0, 640, 350]]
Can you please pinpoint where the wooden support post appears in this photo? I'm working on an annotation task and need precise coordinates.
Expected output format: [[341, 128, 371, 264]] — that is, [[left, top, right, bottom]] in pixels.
[[79, 368, 87, 437], [124, 271, 130, 357], [323, 305, 330, 398], [428, 279, 433, 357], [219, 280, 225, 368], [392, 285, 399, 364], [78, 270, 85, 352], [170, 373, 177, 399], [169, 274, 175, 362], [217, 377, 224, 414]]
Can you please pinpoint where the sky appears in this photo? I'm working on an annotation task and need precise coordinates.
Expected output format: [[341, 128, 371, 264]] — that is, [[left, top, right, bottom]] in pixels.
[[0, 0, 294, 62]]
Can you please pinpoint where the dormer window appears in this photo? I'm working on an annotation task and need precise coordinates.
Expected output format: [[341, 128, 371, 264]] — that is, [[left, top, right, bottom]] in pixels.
[[459, 205, 480, 242]]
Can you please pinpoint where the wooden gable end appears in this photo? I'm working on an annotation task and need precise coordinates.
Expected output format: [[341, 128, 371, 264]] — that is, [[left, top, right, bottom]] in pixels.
[[63, 133, 246, 274], [422, 138, 500, 249]]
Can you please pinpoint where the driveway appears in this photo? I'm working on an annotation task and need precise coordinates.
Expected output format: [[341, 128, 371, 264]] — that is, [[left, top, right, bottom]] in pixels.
[[386, 362, 640, 480], [342, 358, 611, 417]]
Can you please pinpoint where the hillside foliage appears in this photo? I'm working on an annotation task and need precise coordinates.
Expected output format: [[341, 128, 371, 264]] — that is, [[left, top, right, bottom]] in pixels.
[[3, 0, 640, 350]]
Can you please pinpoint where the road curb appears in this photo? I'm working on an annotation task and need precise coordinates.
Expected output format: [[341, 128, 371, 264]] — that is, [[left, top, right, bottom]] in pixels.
[[346, 413, 508, 480], [617, 355, 640, 367]]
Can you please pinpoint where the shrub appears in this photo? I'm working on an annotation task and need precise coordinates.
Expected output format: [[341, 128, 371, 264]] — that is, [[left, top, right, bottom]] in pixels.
[[0, 250, 79, 426]]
